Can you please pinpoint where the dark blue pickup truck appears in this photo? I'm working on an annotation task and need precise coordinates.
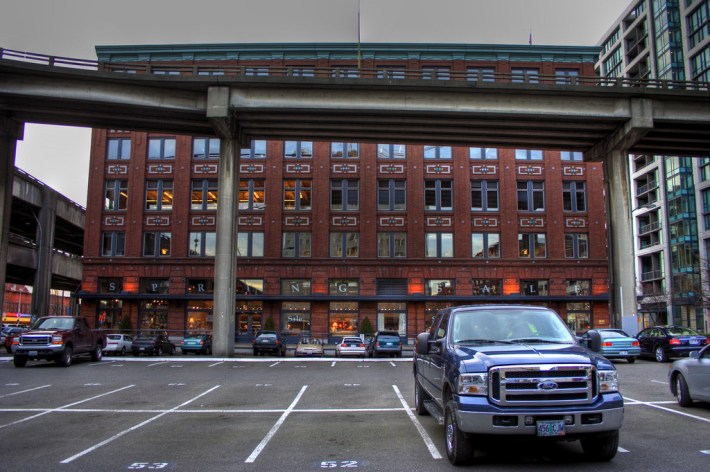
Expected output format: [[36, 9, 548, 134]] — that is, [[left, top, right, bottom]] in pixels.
[[414, 305, 623, 465]]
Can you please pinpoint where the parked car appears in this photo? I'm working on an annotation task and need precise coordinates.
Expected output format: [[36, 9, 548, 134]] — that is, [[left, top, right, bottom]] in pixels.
[[668, 344, 710, 406], [295, 337, 324, 357], [368, 331, 403, 358], [636, 325, 709, 362], [252, 331, 286, 357], [131, 333, 176, 356], [2, 326, 28, 353], [181, 334, 212, 355], [582, 329, 640, 363], [103, 334, 133, 356], [335, 336, 367, 358]]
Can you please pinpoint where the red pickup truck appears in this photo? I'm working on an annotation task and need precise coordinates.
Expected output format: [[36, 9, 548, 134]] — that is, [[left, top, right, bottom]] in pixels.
[[12, 316, 106, 367]]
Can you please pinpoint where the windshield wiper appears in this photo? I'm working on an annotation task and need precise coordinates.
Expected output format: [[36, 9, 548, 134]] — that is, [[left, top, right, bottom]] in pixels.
[[456, 339, 515, 345], [508, 338, 573, 344]]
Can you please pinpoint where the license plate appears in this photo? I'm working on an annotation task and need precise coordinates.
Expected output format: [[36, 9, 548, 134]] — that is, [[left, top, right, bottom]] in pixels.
[[29, 350, 38, 356], [619, 350, 628, 355], [690, 339, 699, 345], [537, 420, 565, 437]]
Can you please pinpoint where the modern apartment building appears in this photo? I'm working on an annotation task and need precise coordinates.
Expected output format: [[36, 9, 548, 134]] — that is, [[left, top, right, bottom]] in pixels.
[[596, 0, 710, 332], [77, 43, 610, 342]]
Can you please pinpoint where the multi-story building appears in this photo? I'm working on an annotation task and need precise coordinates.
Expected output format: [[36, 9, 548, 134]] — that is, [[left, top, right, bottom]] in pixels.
[[77, 43, 610, 342], [596, 0, 710, 332]]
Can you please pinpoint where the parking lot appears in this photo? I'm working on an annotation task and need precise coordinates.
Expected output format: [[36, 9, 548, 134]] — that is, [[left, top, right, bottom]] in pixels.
[[0, 354, 709, 471]]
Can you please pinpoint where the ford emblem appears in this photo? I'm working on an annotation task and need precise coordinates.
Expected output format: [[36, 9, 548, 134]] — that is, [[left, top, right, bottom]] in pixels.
[[537, 381, 558, 391]]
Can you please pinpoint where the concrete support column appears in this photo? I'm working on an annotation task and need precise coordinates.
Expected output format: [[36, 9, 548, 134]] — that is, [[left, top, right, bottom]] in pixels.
[[603, 149, 637, 330], [0, 117, 24, 315], [212, 137, 239, 357], [30, 186, 57, 316]]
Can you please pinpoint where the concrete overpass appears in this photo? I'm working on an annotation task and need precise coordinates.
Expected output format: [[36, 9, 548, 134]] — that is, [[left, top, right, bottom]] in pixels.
[[1, 49, 710, 355]]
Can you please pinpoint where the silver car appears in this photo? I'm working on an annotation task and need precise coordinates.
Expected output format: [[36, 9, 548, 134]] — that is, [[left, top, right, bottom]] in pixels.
[[668, 344, 710, 406], [103, 334, 133, 356]]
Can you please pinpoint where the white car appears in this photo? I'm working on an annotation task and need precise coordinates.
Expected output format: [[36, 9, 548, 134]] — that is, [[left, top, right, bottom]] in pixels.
[[335, 337, 367, 358], [669, 343, 710, 406], [103, 334, 133, 356]]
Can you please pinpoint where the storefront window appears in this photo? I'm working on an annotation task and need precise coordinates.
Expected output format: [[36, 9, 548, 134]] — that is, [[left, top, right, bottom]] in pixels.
[[282, 302, 311, 335], [377, 302, 406, 335], [97, 300, 123, 330], [329, 302, 359, 336], [237, 301, 263, 336], [187, 301, 212, 333], [139, 300, 169, 332], [566, 302, 591, 334]]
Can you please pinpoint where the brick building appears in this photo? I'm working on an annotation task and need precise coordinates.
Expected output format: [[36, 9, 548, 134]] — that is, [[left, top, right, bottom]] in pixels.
[[78, 43, 610, 342]]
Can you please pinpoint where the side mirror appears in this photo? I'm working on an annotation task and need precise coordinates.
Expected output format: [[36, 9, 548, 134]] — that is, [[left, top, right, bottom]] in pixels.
[[586, 330, 602, 353], [416, 332, 430, 355], [689, 351, 700, 360]]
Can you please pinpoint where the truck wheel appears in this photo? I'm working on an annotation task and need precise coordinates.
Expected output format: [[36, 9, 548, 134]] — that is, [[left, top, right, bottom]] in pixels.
[[414, 378, 430, 416], [59, 346, 73, 367], [91, 344, 103, 362], [580, 430, 619, 461], [444, 400, 475, 465], [13, 355, 28, 367], [655, 346, 667, 362], [675, 373, 693, 407]]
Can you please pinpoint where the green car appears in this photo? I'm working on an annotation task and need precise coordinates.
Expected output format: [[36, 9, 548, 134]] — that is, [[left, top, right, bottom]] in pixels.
[[180, 334, 212, 355]]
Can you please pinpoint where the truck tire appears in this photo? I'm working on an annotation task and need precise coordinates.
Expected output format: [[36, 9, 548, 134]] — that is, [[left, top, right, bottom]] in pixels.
[[444, 400, 475, 465], [13, 355, 28, 367], [675, 373, 693, 407], [91, 344, 103, 362], [414, 378, 430, 416], [580, 430, 619, 461], [59, 346, 73, 367]]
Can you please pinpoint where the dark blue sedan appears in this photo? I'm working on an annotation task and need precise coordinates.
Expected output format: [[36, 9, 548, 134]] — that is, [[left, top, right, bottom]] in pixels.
[[636, 325, 708, 362]]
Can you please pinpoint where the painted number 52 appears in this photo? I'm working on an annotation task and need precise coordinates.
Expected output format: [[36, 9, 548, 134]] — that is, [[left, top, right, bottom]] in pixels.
[[320, 460, 358, 468]]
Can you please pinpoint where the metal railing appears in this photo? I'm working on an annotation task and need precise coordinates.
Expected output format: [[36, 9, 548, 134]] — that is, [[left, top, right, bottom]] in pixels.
[[3, 47, 709, 91]]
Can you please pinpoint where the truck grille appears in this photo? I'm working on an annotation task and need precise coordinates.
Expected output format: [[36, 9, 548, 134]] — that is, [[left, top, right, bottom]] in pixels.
[[489, 364, 596, 406], [19, 335, 52, 346]]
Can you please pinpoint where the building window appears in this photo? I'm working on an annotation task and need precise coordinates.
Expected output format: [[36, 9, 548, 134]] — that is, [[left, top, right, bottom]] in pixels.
[[515, 149, 543, 160], [470, 147, 498, 159], [187, 301, 213, 332], [101, 232, 125, 257], [331, 142, 359, 158], [284, 141, 313, 158], [245, 67, 269, 76], [330, 232, 359, 258], [147, 137, 176, 160], [289, 67, 315, 77], [377, 302, 406, 335], [472, 233, 500, 258], [566, 280, 591, 296], [472, 279, 501, 296], [331, 179, 359, 211], [145, 180, 174, 211], [377, 67, 406, 79], [192, 137, 220, 159], [283, 180, 312, 210], [377, 144, 406, 159], [282, 232, 312, 258], [466, 67, 495, 82], [426, 279, 454, 296], [561, 151, 583, 161], [281, 279, 312, 296], [517, 181, 545, 211], [521, 280, 549, 296], [565, 233, 589, 258], [237, 232, 264, 257], [425, 233, 454, 258], [423, 146, 452, 159], [422, 66, 450, 80], [104, 180, 128, 211], [187, 279, 214, 294], [329, 280, 359, 296], [97, 300, 123, 331], [141, 279, 170, 294], [329, 301, 359, 337], [237, 279, 264, 295], [378, 180, 406, 211], [518, 233, 547, 258], [139, 300, 168, 332], [107, 138, 131, 160], [143, 231, 171, 257], [240, 140, 266, 159], [281, 301, 311, 335], [189, 231, 216, 257], [191, 179, 218, 211], [377, 232, 407, 258], [239, 179, 266, 210], [700, 157, 710, 182], [471, 180, 499, 211], [331, 68, 359, 78], [99, 278, 123, 293], [563, 181, 587, 212], [511, 68, 539, 83], [555, 68, 580, 85], [425, 180, 453, 211]]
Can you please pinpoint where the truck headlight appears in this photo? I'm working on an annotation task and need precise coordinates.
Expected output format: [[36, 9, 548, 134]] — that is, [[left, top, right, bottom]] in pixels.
[[457, 373, 488, 396], [52, 335, 63, 345], [598, 370, 619, 393]]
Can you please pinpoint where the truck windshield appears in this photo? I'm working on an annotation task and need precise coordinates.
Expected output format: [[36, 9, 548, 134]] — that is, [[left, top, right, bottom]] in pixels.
[[32, 317, 74, 330], [452, 308, 575, 344]]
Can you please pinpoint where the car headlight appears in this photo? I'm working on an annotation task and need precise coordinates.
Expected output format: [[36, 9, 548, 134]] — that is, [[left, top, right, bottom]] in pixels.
[[598, 370, 619, 393], [457, 373, 488, 396]]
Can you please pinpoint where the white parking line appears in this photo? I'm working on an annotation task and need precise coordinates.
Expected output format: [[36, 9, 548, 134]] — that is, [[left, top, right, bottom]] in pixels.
[[0, 385, 134, 430], [392, 385, 443, 460], [60, 385, 220, 464], [245, 385, 308, 463], [624, 396, 710, 424], [0, 384, 51, 399], [208, 362, 224, 367]]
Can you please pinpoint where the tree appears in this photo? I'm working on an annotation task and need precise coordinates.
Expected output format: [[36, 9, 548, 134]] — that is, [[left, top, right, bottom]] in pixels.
[[264, 315, 275, 331], [360, 316, 374, 336]]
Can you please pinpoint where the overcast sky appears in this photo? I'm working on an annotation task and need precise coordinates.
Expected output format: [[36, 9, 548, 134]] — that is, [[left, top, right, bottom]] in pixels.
[[1, 0, 628, 206]]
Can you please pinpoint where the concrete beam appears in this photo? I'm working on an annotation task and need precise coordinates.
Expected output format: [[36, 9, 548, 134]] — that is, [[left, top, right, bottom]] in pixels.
[[0, 116, 23, 317], [586, 99, 653, 161]]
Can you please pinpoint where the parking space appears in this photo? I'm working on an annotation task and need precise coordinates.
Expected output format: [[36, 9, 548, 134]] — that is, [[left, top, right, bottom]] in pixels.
[[0, 356, 709, 471]]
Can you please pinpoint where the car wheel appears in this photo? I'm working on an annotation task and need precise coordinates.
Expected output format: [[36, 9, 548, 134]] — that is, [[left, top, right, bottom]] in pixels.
[[627, 357, 636, 364], [157, 347, 164, 356], [170, 345, 175, 355], [91, 344, 103, 362], [120, 347, 126, 356], [414, 378, 430, 416], [444, 400, 475, 465], [13, 355, 28, 368], [59, 346, 73, 367], [655, 346, 667, 362], [675, 373, 693, 407], [580, 431, 619, 462]]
